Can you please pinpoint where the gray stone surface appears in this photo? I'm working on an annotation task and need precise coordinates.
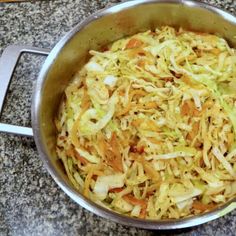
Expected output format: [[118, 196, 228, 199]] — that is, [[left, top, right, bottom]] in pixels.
[[0, 0, 235, 235]]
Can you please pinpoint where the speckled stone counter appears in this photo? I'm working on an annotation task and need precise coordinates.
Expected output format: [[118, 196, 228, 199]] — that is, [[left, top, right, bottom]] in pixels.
[[0, 0, 235, 235]]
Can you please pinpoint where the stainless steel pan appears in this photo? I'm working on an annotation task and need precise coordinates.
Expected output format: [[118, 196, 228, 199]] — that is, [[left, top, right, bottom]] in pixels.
[[0, 0, 236, 229]]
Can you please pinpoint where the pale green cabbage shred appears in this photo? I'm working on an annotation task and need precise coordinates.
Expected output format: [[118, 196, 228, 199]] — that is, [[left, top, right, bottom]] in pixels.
[[56, 26, 236, 220]]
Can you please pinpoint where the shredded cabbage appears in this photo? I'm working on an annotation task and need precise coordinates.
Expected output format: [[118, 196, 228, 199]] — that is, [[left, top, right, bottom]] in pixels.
[[56, 26, 236, 220], [94, 174, 125, 200]]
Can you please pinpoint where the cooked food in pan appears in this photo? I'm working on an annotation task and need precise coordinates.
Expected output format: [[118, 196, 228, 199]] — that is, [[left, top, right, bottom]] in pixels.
[[55, 26, 236, 219]]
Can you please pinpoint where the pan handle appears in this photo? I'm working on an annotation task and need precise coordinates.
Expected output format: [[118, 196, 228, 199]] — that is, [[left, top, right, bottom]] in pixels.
[[0, 45, 50, 137]]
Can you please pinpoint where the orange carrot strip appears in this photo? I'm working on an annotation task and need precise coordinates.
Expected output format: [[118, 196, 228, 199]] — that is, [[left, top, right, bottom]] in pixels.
[[110, 133, 123, 172], [132, 90, 147, 97], [117, 89, 146, 116], [181, 100, 201, 117], [125, 38, 143, 49], [146, 183, 161, 196], [192, 201, 216, 212], [66, 147, 89, 165], [109, 187, 124, 193], [138, 157, 160, 181], [100, 132, 123, 172], [129, 48, 146, 58], [181, 101, 190, 116], [75, 153, 89, 165], [146, 120, 159, 132], [145, 102, 158, 109], [182, 75, 198, 87], [147, 137, 162, 145], [139, 203, 147, 219], [123, 194, 146, 206], [187, 121, 200, 141], [117, 102, 132, 116], [83, 169, 94, 197], [131, 118, 145, 127]]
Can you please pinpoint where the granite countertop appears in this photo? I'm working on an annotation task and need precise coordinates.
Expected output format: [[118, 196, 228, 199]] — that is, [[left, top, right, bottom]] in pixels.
[[0, 0, 236, 235]]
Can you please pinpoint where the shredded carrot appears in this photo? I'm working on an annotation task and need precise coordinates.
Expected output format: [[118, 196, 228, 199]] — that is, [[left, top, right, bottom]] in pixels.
[[192, 201, 216, 212], [132, 89, 147, 97], [132, 118, 145, 127], [202, 100, 214, 111], [118, 90, 125, 96], [116, 90, 133, 116], [125, 38, 143, 49], [75, 152, 89, 165], [146, 183, 161, 196], [117, 103, 132, 116], [123, 194, 146, 206], [80, 89, 91, 111], [129, 152, 140, 161], [182, 99, 213, 119], [66, 147, 89, 165], [139, 203, 147, 219], [117, 89, 147, 116], [102, 133, 123, 172], [119, 130, 131, 146], [137, 59, 146, 68], [129, 48, 146, 58], [181, 100, 201, 117], [132, 118, 159, 132], [146, 120, 159, 132], [146, 102, 158, 109], [83, 168, 94, 197], [66, 148, 74, 157], [144, 163, 160, 181], [110, 133, 123, 172], [181, 100, 190, 116], [138, 157, 160, 181], [147, 137, 162, 145], [93, 170, 104, 176], [187, 121, 200, 141], [91, 170, 104, 181], [109, 187, 124, 193], [138, 50, 146, 56], [182, 75, 199, 88], [107, 154, 123, 172]]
